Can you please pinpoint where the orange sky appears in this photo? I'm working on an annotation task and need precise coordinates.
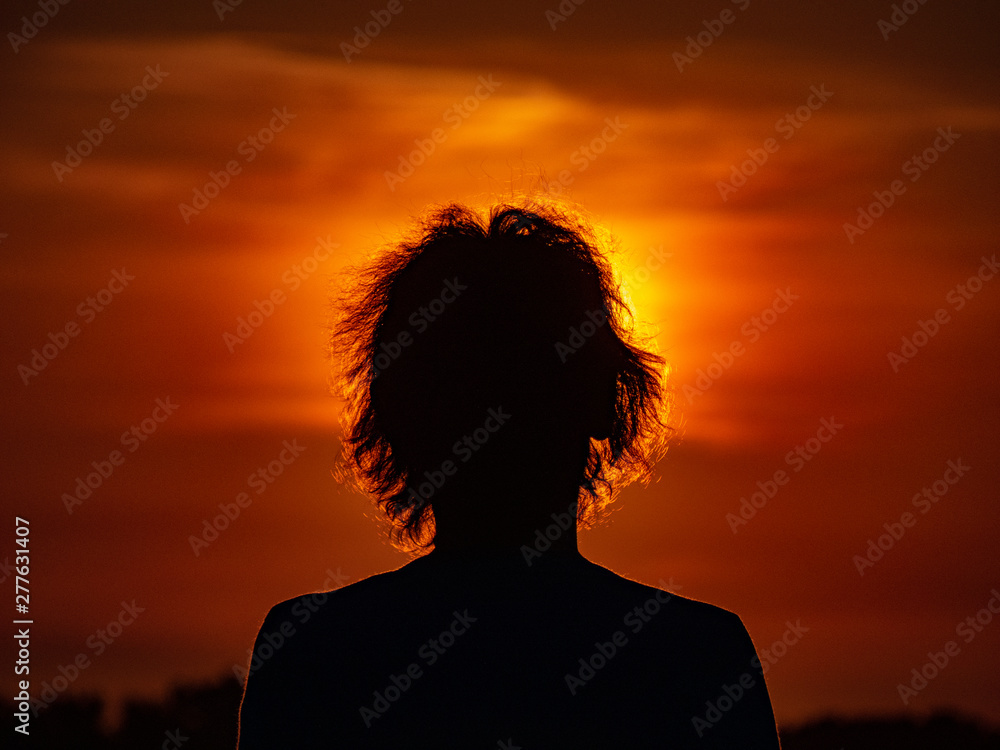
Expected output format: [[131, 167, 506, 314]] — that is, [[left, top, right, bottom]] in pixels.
[[2, 0, 999, 732]]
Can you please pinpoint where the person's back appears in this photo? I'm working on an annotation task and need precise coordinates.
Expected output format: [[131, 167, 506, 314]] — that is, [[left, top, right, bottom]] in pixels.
[[237, 202, 781, 748], [240, 551, 777, 748]]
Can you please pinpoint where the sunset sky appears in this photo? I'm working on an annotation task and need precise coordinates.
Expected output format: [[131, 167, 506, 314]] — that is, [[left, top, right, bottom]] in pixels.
[[2, 0, 999, 735]]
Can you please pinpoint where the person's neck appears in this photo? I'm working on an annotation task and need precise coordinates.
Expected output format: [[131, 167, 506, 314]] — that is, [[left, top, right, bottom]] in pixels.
[[430, 523, 581, 558], [428, 488, 582, 561], [417, 443, 589, 561]]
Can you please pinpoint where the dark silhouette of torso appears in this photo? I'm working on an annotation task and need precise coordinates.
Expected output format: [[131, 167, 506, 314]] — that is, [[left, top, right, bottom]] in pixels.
[[239, 549, 780, 748], [238, 204, 782, 748]]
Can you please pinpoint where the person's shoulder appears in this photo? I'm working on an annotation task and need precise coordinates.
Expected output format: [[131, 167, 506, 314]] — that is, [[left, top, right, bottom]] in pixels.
[[585, 561, 748, 634], [257, 559, 420, 626], [587, 565, 762, 678]]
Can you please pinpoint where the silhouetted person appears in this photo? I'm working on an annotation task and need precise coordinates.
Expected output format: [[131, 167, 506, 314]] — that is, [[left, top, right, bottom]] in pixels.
[[238, 203, 781, 748]]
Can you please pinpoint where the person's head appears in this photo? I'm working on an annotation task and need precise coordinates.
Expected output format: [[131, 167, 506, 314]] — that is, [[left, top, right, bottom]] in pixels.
[[331, 201, 672, 550]]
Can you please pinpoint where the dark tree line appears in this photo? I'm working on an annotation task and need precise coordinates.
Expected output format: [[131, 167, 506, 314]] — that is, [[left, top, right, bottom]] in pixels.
[[6, 675, 1000, 749]]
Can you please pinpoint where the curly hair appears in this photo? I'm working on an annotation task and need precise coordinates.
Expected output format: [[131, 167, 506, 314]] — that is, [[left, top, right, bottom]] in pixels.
[[330, 200, 673, 550]]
